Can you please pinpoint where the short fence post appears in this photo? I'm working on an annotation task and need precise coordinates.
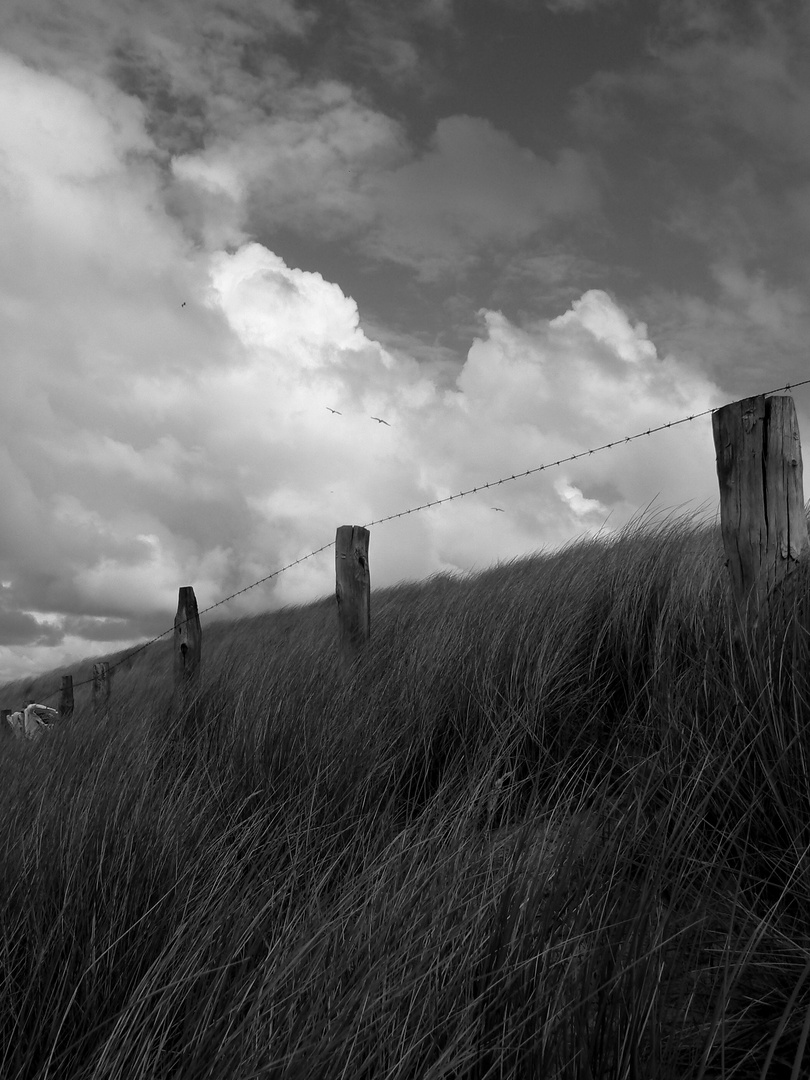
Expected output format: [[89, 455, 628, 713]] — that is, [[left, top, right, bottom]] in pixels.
[[335, 525, 371, 667], [713, 394, 809, 635], [60, 675, 74, 718], [1, 710, 10, 738], [92, 662, 111, 709], [172, 586, 202, 737], [174, 586, 202, 687]]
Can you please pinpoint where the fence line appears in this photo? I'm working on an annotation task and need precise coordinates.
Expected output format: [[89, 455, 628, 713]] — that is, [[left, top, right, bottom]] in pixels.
[[20, 377, 810, 706]]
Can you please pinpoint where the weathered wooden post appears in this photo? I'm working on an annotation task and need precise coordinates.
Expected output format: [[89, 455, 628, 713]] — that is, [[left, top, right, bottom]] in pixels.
[[59, 675, 74, 718], [713, 394, 808, 635], [174, 586, 202, 687], [171, 586, 202, 740], [1, 710, 11, 738], [92, 662, 111, 708], [335, 526, 370, 666]]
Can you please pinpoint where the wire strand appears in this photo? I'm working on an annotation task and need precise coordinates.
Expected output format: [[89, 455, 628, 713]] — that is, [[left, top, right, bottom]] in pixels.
[[33, 377, 810, 701]]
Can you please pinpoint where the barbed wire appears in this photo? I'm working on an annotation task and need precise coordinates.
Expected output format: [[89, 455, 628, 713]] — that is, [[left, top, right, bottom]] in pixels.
[[31, 376, 810, 703]]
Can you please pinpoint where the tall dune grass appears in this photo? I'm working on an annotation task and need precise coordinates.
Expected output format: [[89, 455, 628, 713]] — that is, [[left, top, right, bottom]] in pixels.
[[1, 507, 810, 1078]]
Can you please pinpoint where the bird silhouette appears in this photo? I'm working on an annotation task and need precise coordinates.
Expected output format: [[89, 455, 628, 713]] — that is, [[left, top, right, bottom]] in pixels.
[[370, 416, 390, 426], [326, 407, 342, 415], [492, 507, 504, 512]]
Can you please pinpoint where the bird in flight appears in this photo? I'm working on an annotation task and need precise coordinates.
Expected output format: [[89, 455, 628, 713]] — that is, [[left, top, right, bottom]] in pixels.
[[371, 416, 390, 426], [326, 407, 342, 415], [492, 507, 504, 512], [181, 302, 186, 307]]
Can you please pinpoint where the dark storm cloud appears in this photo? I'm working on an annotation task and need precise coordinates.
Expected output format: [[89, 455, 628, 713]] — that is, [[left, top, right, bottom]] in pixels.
[[61, 614, 160, 643], [544, 0, 628, 11], [108, 39, 209, 156], [566, 0, 810, 390], [0, 590, 65, 647], [573, 1, 810, 239], [276, 0, 455, 94], [360, 117, 601, 281]]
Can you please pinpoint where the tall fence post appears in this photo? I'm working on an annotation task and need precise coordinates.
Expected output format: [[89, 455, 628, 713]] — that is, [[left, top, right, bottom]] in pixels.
[[174, 586, 202, 687], [92, 662, 111, 709], [713, 394, 809, 634], [60, 675, 74, 718], [335, 525, 370, 667]]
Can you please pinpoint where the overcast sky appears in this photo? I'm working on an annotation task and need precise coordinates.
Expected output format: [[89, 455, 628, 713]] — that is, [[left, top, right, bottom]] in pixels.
[[2, 0, 809, 682]]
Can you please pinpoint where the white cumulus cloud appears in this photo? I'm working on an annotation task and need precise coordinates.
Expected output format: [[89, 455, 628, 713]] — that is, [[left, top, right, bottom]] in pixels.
[[0, 47, 725, 684]]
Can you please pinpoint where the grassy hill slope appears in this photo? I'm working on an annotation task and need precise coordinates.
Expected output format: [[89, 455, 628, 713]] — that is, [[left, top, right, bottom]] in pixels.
[[1, 509, 809, 1079]]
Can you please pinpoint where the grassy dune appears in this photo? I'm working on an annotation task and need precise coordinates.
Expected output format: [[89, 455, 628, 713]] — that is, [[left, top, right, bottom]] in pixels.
[[1, 509, 810, 1079]]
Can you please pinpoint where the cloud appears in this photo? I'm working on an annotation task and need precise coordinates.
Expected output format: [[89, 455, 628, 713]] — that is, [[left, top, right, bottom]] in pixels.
[[497, 0, 625, 11], [0, 593, 64, 648], [566, 1, 810, 391], [0, 8, 729, 683], [550, 290, 657, 364], [0, 44, 722, 682], [555, 480, 609, 518], [636, 262, 810, 396], [452, 290, 717, 444], [488, 248, 613, 324], [362, 116, 601, 280], [544, 0, 625, 12], [173, 79, 408, 249], [268, 0, 457, 106], [0, 43, 435, 671], [574, 4, 810, 204], [1, 0, 600, 291], [175, 109, 600, 281], [337, 0, 456, 90], [387, 287, 722, 575], [712, 263, 808, 340], [0, 0, 462, 262], [655, 15, 810, 169], [1, 0, 314, 101]]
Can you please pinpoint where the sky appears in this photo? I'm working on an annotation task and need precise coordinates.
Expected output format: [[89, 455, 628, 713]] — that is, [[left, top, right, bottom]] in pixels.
[[2, 0, 810, 682]]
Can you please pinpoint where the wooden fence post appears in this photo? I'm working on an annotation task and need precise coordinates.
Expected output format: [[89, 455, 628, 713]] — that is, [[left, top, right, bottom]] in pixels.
[[1, 710, 10, 738], [60, 675, 74, 718], [174, 586, 202, 687], [335, 525, 370, 666], [172, 586, 202, 739], [713, 394, 809, 634], [92, 662, 111, 708]]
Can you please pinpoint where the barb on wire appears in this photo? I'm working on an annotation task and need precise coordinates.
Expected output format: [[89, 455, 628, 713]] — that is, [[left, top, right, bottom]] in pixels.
[[35, 376, 810, 702]]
